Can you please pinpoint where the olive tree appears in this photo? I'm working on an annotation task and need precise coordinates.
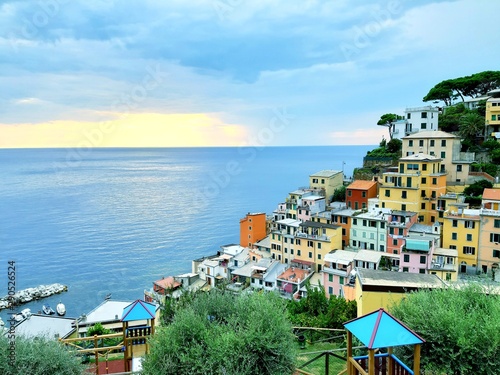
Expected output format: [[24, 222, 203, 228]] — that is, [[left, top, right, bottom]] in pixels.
[[142, 290, 297, 375], [0, 336, 86, 375], [390, 284, 500, 375]]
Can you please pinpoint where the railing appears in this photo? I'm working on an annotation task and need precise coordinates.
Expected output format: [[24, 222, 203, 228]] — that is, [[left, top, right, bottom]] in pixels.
[[350, 353, 413, 375]]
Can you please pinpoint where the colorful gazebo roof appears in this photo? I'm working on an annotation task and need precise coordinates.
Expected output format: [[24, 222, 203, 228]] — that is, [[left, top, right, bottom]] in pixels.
[[344, 308, 424, 349], [121, 300, 157, 322]]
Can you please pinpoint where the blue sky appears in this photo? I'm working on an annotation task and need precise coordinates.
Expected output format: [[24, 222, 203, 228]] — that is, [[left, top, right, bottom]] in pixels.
[[1, 0, 499, 147]]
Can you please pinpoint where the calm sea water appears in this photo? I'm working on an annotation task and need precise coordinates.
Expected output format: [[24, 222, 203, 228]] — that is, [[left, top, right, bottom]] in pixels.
[[0, 146, 372, 320]]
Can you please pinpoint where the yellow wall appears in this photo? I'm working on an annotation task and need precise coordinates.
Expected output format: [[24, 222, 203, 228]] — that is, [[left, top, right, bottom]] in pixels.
[[478, 214, 500, 273], [355, 284, 407, 316], [442, 214, 480, 267]]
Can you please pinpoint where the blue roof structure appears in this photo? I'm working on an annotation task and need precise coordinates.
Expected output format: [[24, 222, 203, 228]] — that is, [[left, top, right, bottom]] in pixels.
[[344, 308, 424, 349], [121, 300, 157, 322]]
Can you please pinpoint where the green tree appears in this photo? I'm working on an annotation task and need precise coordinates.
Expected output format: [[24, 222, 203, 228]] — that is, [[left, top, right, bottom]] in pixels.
[[438, 103, 468, 133], [386, 138, 402, 154], [463, 179, 493, 206], [390, 284, 500, 375], [0, 336, 86, 375], [377, 113, 403, 126], [86, 322, 110, 336], [142, 290, 297, 375], [332, 186, 346, 202], [459, 112, 484, 146]]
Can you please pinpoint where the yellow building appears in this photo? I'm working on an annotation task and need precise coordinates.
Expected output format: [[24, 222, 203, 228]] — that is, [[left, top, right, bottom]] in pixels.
[[345, 268, 445, 316], [442, 208, 480, 274], [478, 189, 500, 275], [309, 170, 343, 204], [270, 218, 301, 265], [379, 153, 447, 225], [402, 130, 475, 184], [485, 90, 500, 137], [293, 219, 342, 272], [429, 247, 459, 282]]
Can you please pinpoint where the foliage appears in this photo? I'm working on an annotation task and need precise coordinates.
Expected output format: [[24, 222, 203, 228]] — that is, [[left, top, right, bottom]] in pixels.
[[481, 138, 500, 151], [332, 186, 346, 202], [463, 179, 493, 206], [390, 284, 500, 375], [423, 70, 500, 105], [86, 322, 110, 337], [458, 112, 485, 145], [470, 163, 498, 178], [366, 138, 401, 160], [377, 113, 403, 126], [386, 138, 402, 154], [438, 103, 469, 133], [142, 290, 297, 375], [287, 284, 356, 329], [491, 148, 500, 165], [0, 336, 87, 375]]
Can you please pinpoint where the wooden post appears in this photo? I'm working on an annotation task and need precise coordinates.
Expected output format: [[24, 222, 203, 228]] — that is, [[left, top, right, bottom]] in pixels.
[[413, 344, 421, 375], [368, 349, 375, 375], [387, 347, 394, 375], [325, 352, 329, 375], [123, 322, 128, 372], [94, 335, 99, 375], [347, 331, 353, 375]]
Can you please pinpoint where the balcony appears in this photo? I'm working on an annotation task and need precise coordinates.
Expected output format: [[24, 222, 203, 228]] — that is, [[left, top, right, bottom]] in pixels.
[[323, 267, 348, 277]]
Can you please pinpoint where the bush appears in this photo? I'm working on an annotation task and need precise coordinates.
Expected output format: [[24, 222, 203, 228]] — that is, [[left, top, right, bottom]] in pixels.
[[142, 290, 297, 375], [390, 284, 500, 375], [0, 336, 86, 375]]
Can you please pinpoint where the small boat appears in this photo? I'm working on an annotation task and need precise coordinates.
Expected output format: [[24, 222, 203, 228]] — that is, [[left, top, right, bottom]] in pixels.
[[56, 302, 66, 316], [42, 304, 55, 315], [21, 308, 32, 319], [105, 293, 112, 300]]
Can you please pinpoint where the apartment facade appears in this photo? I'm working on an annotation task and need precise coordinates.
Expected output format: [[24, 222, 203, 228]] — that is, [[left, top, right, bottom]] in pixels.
[[345, 180, 378, 210], [478, 189, 500, 275], [309, 170, 343, 204], [379, 153, 447, 225], [485, 89, 500, 137], [349, 211, 387, 252], [239, 212, 267, 248]]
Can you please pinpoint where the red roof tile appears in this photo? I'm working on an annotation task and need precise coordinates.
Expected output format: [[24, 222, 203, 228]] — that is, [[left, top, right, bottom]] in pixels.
[[154, 276, 181, 290], [483, 188, 500, 201], [347, 180, 377, 190]]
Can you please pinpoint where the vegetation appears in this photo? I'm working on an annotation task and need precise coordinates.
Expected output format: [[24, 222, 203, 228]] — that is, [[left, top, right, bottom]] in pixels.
[[142, 290, 297, 375], [463, 179, 493, 206], [390, 284, 500, 375], [376, 113, 404, 126], [332, 186, 346, 202], [423, 70, 500, 105], [287, 284, 356, 329], [365, 138, 402, 160], [458, 112, 484, 145], [470, 162, 498, 179], [0, 336, 87, 375]]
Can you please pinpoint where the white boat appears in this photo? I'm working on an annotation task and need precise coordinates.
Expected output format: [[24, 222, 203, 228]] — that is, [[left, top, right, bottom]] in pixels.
[[42, 304, 55, 315], [21, 308, 32, 319], [56, 302, 66, 316]]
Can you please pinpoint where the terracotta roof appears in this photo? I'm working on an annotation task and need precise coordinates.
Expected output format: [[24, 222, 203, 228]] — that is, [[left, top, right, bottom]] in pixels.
[[347, 180, 377, 190], [483, 188, 500, 201], [154, 277, 181, 290]]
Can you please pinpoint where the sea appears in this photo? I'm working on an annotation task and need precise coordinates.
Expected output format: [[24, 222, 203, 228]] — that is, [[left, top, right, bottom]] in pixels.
[[0, 146, 373, 321]]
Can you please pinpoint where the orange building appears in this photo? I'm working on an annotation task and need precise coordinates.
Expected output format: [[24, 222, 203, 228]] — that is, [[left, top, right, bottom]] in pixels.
[[345, 180, 378, 210], [240, 212, 267, 248]]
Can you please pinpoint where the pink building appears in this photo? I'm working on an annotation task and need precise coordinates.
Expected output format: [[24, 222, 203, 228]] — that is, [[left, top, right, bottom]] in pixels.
[[399, 235, 437, 274], [386, 211, 417, 256]]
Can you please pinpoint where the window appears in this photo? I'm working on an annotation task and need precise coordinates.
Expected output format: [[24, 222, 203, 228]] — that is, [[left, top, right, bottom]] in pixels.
[[291, 249, 294, 255], [441, 151, 446, 158], [380, 222, 385, 229], [403, 267, 409, 272], [328, 287, 333, 295], [431, 216, 435, 223], [363, 220, 367, 227], [362, 191, 366, 198], [347, 190, 352, 197], [432, 203, 436, 210], [407, 164, 419, 170], [308, 252, 313, 259], [430, 140, 435, 147], [421, 123, 427, 129], [362, 203, 366, 209], [284, 247, 288, 253], [441, 140, 446, 147], [464, 221, 475, 229], [353, 218, 357, 225], [403, 254, 410, 262], [493, 115, 497, 121], [419, 269, 426, 274], [307, 240, 313, 248], [449, 245, 457, 250], [493, 250, 500, 258], [422, 177, 427, 184], [409, 140, 414, 147], [418, 215, 424, 222], [432, 177, 437, 185], [422, 164, 427, 171], [402, 191, 407, 199], [342, 228, 346, 236], [457, 165, 462, 172], [393, 239, 398, 246], [401, 204, 406, 211], [421, 202, 426, 209], [297, 250, 301, 256], [328, 274, 333, 282], [419, 140, 424, 147], [385, 190, 390, 197], [321, 179, 325, 184], [463, 246, 475, 255], [407, 113, 411, 119], [318, 243, 322, 249], [490, 233, 500, 243], [296, 239, 301, 245], [495, 219, 500, 228], [420, 255, 426, 264], [452, 220, 458, 227], [318, 254, 321, 260], [421, 112, 427, 118], [312, 178, 318, 183]]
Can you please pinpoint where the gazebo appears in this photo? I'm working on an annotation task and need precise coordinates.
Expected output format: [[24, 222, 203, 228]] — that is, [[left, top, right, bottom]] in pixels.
[[344, 308, 425, 375], [121, 299, 157, 372]]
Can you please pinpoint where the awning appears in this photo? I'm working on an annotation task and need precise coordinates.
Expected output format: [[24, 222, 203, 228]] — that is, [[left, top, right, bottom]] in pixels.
[[252, 266, 267, 271], [337, 259, 351, 266]]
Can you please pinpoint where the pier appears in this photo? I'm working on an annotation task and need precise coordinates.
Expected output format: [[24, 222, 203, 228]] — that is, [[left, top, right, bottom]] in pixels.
[[0, 283, 68, 310]]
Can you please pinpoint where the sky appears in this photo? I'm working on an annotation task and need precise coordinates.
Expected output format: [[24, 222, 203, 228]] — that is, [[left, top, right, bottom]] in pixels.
[[0, 0, 499, 148]]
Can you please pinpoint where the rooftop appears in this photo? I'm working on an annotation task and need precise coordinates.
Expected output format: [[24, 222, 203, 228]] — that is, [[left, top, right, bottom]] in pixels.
[[324, 250, 357, 265], [84, 300, 133, 325], [404, 130, 459, 139], [483, 188, 500, 201], [277, 267, 310, 284], [347, 180, 377, 190], [357, 268, 445, 289], [154, 276, 181, 290], [310, 170, 342, 178], [14, 314, 75, 339], [400, 153, 441, 162], [433, 247, 458, 257]]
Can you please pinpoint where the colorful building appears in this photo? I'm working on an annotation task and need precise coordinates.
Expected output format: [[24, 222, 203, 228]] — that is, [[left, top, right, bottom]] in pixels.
[[478, 189, 500, 275], [330, 206, 355, 248], [402, 130, 475, 184], [386, 211, 417, 256], [349, 211, 387, 252], [239, 212, 267, 248], [345, 180, 378, 210], [485, 89, 500, 138], [379, 153, 447, 225], [442, 208, 480, 274], [297, 194, 325, 222], [309, 170, 343, 204], [399, 235, 437, 274], [323, 250, 356, 298], [429, 247, 458, 281], [270, 218, 301, 264]]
